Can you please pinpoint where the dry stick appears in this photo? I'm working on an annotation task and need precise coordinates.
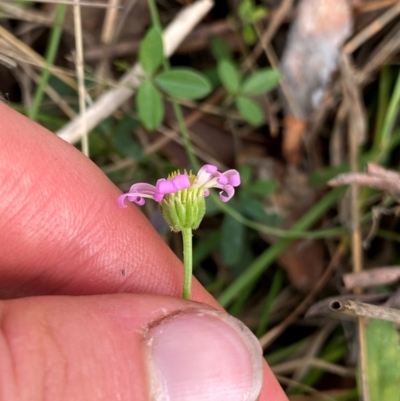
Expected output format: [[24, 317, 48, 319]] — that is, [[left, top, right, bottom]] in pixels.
[[0, 1, 54, 25], [340, 53, 369, 401], [290, 321, 337, 388], [275, 375, 338, 401], [73, 0, 89, 157], [359, 0, 399, 13], [330, 300, 400, 325], [310, 19, 400, 150], [57, 0, 214, 144], [97, 0, 121, 80], [243, 0, 294, 72], [14, 0, 120, 7], [259, 243, 345, 349], [253, 22, 302, 121], [272, 357, 355, 377], [344, 267, 400, 290], [344, 1, 400, 54]]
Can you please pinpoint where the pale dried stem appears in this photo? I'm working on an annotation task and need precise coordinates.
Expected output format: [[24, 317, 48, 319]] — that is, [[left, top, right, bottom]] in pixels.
[[344, 2, 400, 54], [340, 52, 369, 401], [12, 0, 120, 8], [73, 0, 89, 157], [330, 300, 400, 325], [0, 24, 77, 89], [259, 243, 345, 349]]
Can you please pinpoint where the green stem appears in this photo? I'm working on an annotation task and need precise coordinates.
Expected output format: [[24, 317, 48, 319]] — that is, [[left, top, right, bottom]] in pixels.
[[182, 228, 193, 299], [28, 4, 67, 120], [146, 0, 199, 170]]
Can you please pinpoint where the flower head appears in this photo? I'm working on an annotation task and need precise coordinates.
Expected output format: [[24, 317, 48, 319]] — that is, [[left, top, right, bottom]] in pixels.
[[118, 164, 241, 232]]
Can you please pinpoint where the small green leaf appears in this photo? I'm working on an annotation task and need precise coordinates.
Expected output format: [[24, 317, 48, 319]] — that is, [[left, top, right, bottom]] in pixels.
[[139, 27, 164, 75], [252, 6, 268, 22], [242, 25, 257, 45], [246, 179, 277, 196], [155, 68, 212, 99], [210, 37, 233, 61], [236, 96, 264, 126], [238, 0, 253, 22], [137, 80, 164, 130], [239, 164, 253, 184], [241, 68, 280, 96], [367, 319, 400, 401], [217, 59, 241, 93], [113, 115, 144, 160], [221, 214, 245, 267]]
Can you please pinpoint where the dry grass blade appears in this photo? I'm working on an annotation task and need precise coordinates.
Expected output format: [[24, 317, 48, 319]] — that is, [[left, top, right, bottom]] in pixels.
[[259, 243, 345, 349], [72, 0, 89, 156], [2, 0, 121, 8], [345, 2, 400, 54], [0, 25, 77, 89]]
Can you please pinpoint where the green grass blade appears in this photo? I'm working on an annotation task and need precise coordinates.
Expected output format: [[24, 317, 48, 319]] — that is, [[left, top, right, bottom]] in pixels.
[[28, 4, 67, 120], [218, 187, 344, 307]]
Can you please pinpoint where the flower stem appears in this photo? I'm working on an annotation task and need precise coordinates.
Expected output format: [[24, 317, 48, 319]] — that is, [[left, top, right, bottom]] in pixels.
[[181, 228, 193, 299]]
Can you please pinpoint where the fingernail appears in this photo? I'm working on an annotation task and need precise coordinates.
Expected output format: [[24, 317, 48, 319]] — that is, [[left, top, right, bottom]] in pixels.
[[144, 310, 263, 401]]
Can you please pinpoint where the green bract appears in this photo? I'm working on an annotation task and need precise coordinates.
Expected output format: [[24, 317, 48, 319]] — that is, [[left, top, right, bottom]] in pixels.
[[160, 187, 206, 232]]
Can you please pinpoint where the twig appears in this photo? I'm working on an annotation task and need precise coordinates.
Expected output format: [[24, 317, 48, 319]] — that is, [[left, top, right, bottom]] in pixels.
[[56, 0, 214, 144], [340, 52, 369, 401], [0, 25, 77, 89], [330, 300, 400, 325], [259, 243, 345, 349], [329, 163, 400, 198], [344, 2, 400, 54], [343, 267, 400, 290], [3, 0, 121, 7]]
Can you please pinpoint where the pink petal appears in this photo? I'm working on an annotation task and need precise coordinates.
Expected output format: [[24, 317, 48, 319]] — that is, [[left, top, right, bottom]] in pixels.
[[223, 170, 241, 187], [118, 193, 145, 207], [156, 175, 190, 194], [204, 164, 218, 174], [219, 185, 235, 202]]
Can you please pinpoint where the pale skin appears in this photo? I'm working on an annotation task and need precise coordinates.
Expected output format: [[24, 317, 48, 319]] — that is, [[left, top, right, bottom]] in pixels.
[[0, 102, 288, 401]]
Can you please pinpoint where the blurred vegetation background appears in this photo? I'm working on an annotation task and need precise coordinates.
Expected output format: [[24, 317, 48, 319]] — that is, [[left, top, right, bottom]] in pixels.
[[2, 0, 400, 400]]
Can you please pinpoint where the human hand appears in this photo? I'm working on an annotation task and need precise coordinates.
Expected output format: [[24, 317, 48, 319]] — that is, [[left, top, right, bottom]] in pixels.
[[0, 103, 288, 401]]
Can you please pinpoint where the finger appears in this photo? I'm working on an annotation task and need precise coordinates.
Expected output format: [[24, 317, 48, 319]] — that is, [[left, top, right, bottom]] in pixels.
[[0, 103, 213, 305], [0, 294, 287, 401]]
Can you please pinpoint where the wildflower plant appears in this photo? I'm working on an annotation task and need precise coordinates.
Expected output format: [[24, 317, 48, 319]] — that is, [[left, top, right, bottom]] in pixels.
[[118, 164, 241, 299]]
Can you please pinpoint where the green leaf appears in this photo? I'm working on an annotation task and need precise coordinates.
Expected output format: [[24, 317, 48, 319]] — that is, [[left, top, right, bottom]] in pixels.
[[242, 25, 257, 45], [217, 59, 241, 93], [210, 37, 232, 61], [246, 179, 277, 196], [220, 214, 245, 267], [241, 68, 280, 96], [367, 319, 400, 401], [137, 80, 164, 130], [113, 115, 144, 160], [252, 6, 268, 22], [238, 0, 253, 22], [236, 96, 264, 126], [155, 68, 212, 99], [139, 27, 164, 75], [239, 164, 253, 184], [239, 197, 282, 226]]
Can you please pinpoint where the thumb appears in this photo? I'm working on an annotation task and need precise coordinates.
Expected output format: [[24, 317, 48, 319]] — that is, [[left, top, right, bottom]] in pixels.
[[0, 294, 265, 401]]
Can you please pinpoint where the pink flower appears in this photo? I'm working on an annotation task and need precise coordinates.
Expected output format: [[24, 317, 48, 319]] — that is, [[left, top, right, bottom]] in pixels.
[[118, 164, 241, 207]]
